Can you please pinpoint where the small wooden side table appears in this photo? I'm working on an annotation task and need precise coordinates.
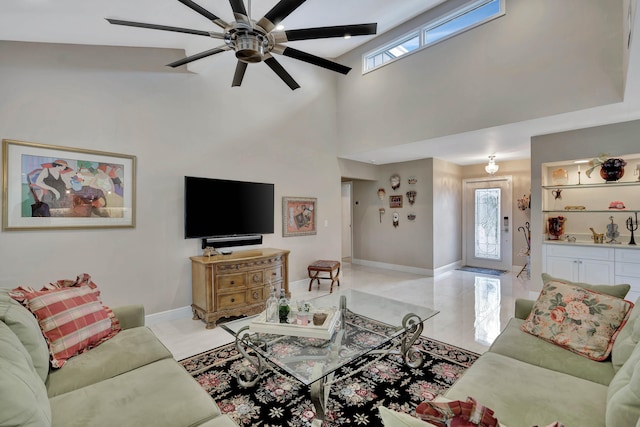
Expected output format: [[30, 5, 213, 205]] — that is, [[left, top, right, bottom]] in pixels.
[[307, 260, 341, 293]]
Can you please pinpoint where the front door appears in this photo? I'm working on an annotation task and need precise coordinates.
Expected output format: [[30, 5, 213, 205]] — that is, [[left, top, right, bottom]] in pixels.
[[463, 177, 512, 271]]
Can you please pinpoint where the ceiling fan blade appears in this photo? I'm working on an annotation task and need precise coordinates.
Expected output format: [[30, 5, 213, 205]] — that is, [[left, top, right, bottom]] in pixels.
[[177, 0, 229, 29], [167, 46, 230, 68], [232, 61, 248, 87], [257, 0, 307, 32], [274, 46, 351, 75], [229, 0, 249, 24], [106, 19, 223, 38], [283, 23, 377, 41], [264, 56, 300, 90]]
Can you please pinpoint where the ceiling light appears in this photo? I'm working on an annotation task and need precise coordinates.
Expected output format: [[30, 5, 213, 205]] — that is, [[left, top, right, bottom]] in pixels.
[[344, 34, 352, 39], [485, 155, 499, 175], [275, 24, 285, 31]]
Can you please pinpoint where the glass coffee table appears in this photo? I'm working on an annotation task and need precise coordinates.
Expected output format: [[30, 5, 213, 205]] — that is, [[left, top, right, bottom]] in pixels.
[[220, 289, 438, 425]]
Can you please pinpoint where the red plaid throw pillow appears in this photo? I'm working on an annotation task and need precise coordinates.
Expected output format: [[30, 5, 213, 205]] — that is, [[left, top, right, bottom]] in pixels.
[[10, 274, 120, 368]]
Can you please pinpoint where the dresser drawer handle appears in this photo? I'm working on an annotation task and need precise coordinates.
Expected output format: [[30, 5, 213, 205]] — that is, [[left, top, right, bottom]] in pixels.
[[230, 298, 235, 303], [230, 280, 235, 285], [253, 274, 260, 282], [253, 291, 259, 299]]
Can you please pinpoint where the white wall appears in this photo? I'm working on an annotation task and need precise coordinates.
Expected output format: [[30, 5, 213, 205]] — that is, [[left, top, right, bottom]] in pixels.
[[0, 41, 342, 314], [335, 0, 622, 155]]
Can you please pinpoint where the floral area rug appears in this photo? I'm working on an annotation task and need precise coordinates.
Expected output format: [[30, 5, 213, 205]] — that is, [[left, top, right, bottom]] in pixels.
[[179, 316, 479, 426]]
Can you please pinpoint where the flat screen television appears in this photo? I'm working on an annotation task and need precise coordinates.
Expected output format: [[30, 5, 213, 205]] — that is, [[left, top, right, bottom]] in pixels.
[[184, 176, 274, 239]]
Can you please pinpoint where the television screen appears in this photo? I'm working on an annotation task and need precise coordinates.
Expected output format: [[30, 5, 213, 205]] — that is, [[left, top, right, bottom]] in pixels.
[[184, 176, 274, 239]]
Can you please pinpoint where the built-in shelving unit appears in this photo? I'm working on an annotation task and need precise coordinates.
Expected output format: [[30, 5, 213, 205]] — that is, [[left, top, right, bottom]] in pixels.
[[542, 155, 640, 243], [541, 154, 640, 292]]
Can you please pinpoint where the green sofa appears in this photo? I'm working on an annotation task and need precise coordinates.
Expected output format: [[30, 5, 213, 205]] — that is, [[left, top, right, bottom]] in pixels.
[[0, 289, 238, 427], [445, 284, 640, 427]]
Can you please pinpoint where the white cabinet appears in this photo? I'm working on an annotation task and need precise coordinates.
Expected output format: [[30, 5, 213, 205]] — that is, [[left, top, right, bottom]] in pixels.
[[543, 244, 615, 284], [615, 248, 640, 302]]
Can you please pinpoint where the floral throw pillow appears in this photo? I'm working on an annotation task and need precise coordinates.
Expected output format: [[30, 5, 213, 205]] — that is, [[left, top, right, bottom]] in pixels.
[[522, 280, 634, 361]]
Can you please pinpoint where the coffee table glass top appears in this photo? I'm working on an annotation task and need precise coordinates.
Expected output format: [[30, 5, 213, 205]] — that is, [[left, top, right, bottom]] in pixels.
[[220, 289, 438, 385]]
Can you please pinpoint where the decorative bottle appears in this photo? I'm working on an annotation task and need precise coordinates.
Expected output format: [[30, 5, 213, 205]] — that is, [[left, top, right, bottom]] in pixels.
[[278, 289, 290, 323], [265, 287, 278, 323]]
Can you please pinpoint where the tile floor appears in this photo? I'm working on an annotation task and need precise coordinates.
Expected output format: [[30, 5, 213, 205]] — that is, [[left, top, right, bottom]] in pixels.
[[150, 262, 537, 361]]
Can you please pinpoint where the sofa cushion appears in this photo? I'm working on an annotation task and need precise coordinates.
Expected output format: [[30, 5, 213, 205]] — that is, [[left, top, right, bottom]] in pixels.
[[522, 280, 633, 361], [0, 289, 50, 381], [0, 321, 52, 427], [611, 297, 640, 372], [607, 338, 640, 427], [541, 273, 631, 298], [445, 352, 608, 427], [489, 318, 615, 385], [10, 285, 120, 368], [46, 326, 172, 397], [49, 358, 221, 427]]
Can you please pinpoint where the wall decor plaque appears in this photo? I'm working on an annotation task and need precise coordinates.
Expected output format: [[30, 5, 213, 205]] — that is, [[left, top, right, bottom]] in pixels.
[[389, 195, 403, 208]]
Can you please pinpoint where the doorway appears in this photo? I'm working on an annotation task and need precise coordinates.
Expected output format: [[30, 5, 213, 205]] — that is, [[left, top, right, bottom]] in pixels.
[[463, 177, 512, 271], [341, 182, 353, 262]]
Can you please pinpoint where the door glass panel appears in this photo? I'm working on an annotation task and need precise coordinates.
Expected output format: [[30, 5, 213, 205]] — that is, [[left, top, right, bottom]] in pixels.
[[474, 188, 500, 260]]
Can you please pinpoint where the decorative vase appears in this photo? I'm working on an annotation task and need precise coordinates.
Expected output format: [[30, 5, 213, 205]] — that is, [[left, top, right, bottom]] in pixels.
[[600, 158, 626, 182], [548, 216, 566, 240]]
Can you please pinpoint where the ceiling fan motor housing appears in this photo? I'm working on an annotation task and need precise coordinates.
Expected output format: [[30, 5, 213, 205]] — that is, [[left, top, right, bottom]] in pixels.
[[232, 27, 269, 63]]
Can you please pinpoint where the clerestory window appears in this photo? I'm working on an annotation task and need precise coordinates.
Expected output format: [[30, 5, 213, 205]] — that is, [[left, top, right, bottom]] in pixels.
[[363, 0, 504, 73]]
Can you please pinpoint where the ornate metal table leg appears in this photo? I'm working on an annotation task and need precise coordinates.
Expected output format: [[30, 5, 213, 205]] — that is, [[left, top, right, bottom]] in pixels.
[[234, 325, 264, 387], [310, 365, 334, 427], [400, 313, 424, 368]]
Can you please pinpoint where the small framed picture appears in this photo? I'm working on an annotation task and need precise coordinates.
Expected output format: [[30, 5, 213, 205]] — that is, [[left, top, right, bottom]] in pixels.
[[389, 195, 403, 208], [282, 197, 317, 237]]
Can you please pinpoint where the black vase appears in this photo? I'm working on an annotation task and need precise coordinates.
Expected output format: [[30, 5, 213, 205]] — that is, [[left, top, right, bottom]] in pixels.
[[600, 158, 626, 182]]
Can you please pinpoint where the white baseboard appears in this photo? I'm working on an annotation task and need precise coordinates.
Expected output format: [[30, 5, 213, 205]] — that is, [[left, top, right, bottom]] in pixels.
[[145, 305, 192, 326], [352, 258, 433, 276], [433, 260, 463, 276]]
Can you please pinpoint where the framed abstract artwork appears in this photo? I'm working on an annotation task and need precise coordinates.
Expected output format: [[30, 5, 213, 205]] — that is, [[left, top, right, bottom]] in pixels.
[[2, 139, 136, 230], [282, 196, 317, 237]]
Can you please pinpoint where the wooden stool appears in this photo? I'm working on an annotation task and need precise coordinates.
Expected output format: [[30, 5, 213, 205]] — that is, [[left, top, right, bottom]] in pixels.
[[307, 260, 341, 293]]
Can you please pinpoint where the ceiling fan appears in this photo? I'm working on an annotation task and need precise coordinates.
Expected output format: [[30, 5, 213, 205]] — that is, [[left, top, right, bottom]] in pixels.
[[107, 0, 377, 90]]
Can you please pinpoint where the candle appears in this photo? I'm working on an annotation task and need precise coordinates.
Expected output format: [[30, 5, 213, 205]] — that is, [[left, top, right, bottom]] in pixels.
[[578, 165, 581, 172]]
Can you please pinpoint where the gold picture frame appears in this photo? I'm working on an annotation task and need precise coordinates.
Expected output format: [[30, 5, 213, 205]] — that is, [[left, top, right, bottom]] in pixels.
[[282, 196, 317, 237], [2, 139, 136, 230]]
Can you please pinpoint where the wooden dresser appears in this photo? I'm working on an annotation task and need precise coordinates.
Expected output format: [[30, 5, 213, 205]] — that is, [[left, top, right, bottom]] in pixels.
[[190, 248, 290, 329]]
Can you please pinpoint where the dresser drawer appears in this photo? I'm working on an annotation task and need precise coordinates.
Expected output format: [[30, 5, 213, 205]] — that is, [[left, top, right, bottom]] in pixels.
[[247, 270, 264, 286], [545, 244, 614, 261], [265, 265, 283, 283], [218, 291, 246, 308], [616, 262, 640, 278], [217, 273, 246, 290], [246, 287, 264, 304], [616, 248, 640, 264]]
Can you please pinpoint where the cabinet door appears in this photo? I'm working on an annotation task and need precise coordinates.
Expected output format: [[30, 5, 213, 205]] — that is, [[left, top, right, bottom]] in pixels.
[[546, 256, 579, 281], [579, 259, 614, 284]]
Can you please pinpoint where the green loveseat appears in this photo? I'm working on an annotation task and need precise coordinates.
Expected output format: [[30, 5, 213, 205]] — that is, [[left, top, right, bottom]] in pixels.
[[0, 289, 238, 427], [445, 281, 640, 427]]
